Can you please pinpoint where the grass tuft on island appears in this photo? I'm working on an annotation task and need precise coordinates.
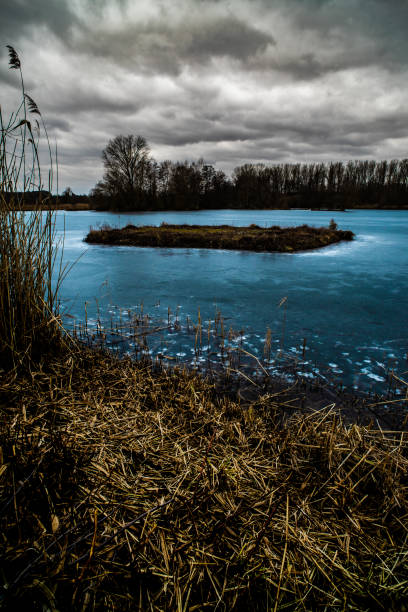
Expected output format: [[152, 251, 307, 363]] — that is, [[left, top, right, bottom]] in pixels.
[[85, 222, 354, 252]]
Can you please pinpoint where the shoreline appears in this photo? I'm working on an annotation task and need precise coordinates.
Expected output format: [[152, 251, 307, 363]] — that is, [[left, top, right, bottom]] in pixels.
[[71, 312, 407, 429], [14, 203, 408, 212]]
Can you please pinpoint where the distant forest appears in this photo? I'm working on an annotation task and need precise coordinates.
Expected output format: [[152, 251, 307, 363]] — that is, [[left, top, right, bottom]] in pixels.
[[81, 136, 408, 210]]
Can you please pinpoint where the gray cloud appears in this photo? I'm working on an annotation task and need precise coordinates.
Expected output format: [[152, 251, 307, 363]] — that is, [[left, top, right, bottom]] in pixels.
[[0, 64, 19, 88], [0, 0, 77, 43], [47, 89, 140, 116], [284, 0, 408, 71], [45, 117, 71, 133], [75, 16, 275, 76], [0, 0, 407, 193]]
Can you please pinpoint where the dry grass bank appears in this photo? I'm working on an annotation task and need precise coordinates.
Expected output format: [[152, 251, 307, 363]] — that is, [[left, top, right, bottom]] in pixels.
[[85, 223, 354, 252], [1, 347, 407, 611]]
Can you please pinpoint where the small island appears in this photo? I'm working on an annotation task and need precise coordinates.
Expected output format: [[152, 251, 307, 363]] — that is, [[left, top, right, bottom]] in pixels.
[[85, 222, 354, 252]]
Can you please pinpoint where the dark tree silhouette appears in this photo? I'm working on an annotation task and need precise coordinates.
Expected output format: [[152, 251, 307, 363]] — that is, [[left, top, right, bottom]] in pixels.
[[94, 135, 152, 209], [90, 140, 408, 211]]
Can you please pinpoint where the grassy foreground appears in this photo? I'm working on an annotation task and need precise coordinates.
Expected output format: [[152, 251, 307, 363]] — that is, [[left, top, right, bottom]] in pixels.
[[85, 223, 354, 252], [1, 346, 408, 611]]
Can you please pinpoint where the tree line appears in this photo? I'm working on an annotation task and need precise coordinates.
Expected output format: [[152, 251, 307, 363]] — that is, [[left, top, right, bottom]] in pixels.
[[87, 135, 408, 210]]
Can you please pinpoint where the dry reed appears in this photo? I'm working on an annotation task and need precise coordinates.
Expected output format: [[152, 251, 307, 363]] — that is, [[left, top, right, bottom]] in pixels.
[[0, 348, 407, 610], [85, 223, 354, 253], [0, 45, 66, 372]]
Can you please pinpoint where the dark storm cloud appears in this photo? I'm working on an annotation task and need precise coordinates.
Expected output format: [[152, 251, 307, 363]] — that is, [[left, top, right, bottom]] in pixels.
[[47, 89, 140, 116], [77, 16, 275, 76], [0, 0, 78, 43], [148, 107, 408, 157], [291, 0, 408, 55], [45, 117, 71, 133], [282, 0, 408, 72]]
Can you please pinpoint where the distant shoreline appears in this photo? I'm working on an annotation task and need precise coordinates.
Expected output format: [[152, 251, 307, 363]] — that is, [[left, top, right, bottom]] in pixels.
[[13, 203, 408, 212], [17, 202, 91, 211]]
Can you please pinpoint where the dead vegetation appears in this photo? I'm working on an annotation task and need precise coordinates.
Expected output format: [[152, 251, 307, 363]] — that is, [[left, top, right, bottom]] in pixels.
[[85, 223, 354, 253], [0, 46, 66, 372], [1, 348, 407, 610]]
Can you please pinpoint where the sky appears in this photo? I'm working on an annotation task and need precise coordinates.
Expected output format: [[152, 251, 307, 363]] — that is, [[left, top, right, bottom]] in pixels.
[[1, 0, 407, 194]]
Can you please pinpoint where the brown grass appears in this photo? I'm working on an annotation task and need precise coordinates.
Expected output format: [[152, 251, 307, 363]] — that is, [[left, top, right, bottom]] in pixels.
[[1, 347, 407, 611], [85, 223, 354, 253], [0, 45, 66, 372]]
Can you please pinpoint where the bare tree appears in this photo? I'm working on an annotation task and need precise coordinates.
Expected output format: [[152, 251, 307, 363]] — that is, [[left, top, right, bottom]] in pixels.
[[97, 135, 151, 208]]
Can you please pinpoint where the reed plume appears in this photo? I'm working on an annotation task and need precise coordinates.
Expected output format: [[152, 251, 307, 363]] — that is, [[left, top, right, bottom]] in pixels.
[[0, 45, 66, 371]]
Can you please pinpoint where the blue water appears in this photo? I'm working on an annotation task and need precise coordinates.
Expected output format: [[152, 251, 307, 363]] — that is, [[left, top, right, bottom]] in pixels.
[[56, 209, 408, 393]]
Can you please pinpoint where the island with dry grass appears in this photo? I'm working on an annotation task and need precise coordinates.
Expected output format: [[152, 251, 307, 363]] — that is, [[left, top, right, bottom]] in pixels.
[[85, 222, 354, 252]]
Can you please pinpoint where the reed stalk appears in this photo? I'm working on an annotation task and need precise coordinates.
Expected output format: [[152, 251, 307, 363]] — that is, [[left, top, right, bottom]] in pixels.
[[0, 46, 65, 371]]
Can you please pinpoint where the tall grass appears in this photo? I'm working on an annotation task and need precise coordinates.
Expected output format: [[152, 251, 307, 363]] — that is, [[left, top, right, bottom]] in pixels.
[[0, 46, 64, 371]]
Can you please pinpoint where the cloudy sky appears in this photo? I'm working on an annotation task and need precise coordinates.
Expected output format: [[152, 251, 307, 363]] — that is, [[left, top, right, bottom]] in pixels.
[[1, 0, 407, 193]]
